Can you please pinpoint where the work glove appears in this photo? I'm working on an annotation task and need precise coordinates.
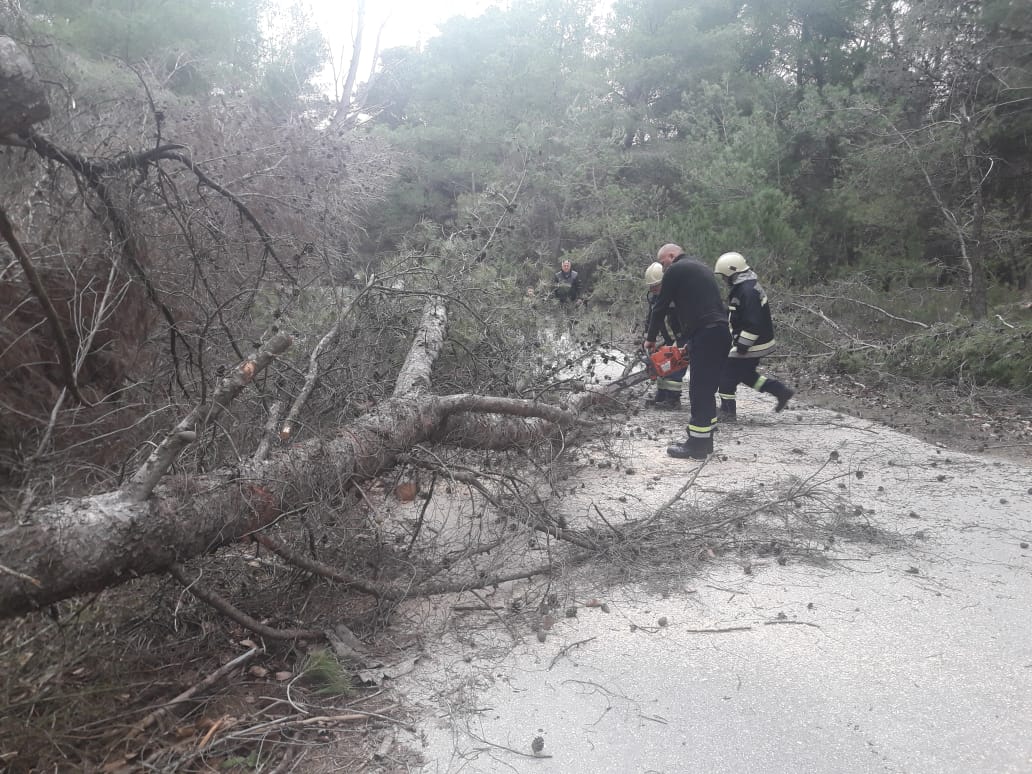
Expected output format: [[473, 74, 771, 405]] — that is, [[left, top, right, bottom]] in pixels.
[[643, 340, 656, 353]]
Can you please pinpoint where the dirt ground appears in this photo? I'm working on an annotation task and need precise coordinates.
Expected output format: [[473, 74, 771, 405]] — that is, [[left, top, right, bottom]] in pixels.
[[783, 365, 1032, 466]]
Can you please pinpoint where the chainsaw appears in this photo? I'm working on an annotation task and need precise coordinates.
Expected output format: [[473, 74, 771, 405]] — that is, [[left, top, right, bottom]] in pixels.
[[608, 345, 689, 391]]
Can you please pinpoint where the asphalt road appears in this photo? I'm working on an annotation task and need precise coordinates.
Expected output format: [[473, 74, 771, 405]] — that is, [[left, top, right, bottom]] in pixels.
[[399, 395, 1032, 774]]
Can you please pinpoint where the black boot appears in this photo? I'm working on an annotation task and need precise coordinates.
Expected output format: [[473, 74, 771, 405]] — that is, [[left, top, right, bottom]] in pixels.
[[667, 434, 714, 459], [645, 389, 669, 407], [647, 390, 681, 410], [775, 387, 794, 412], [718, 399, 737, 423], [762, 381, 795, 412]]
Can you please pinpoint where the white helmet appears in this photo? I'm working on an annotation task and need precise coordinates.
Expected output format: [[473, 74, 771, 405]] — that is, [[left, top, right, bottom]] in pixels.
[[714, 251, 749, 277], [644, 262, 664, 286]]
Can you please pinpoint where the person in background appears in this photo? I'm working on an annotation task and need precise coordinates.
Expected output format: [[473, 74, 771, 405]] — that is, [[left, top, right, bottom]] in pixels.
[[553, 259, 580, 303], [645, 244, 730, 459], [714, 251, 795, 421], [643, 261, 685, 409]]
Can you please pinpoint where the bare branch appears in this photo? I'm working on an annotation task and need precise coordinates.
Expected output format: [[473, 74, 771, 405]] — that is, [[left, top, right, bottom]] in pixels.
[[786, 302, 878, 350], [253, 397, 285, 463], [252, 533, 386, 599], [161, 149, 299, 284], [168, 563, 324, 641], [280, 281, 373, 442], [20, 130, 196, 395], [127, 646, 262, 739], [793, 293, 930, 329], [125, 332, 292, 502]]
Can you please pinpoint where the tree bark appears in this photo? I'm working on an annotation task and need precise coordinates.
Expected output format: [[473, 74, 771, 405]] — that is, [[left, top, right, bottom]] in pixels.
[[960, 110, 988, 320]]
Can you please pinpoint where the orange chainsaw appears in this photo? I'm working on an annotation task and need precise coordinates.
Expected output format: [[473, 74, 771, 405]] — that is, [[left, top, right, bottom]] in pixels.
[[609, 345, 689, 391]]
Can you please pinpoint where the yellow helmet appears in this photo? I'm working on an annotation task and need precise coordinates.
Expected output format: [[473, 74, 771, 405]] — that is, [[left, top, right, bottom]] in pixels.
[[644, 262, 664, 286], [714, 251, 749, 277]]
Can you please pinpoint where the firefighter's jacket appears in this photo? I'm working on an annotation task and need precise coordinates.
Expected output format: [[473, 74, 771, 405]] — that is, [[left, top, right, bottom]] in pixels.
[[647, 255, 727, 341], [727, 270, 776, 358], [645, 291, 681, 346]]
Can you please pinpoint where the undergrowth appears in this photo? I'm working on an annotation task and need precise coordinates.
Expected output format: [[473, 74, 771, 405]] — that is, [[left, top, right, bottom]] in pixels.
[[885, 317, 1032, 391], [778, 279, 1032, 394], [821, 316, 1032, 393]]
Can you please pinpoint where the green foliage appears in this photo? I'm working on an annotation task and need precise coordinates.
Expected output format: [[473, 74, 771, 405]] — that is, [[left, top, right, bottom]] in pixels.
[[741, 0, 871, 88], [359, 0, 615, 266], [256, 8, 330, 110], [220, 753, 260, 769], [645, 83, 815, 273], [580, 261, 642, 316], [24, 0, 1023, 307], [644, 185, 811, 276], [298, 648, 353, 697], [23, 0, 267, 92], [605, 0, 744, 133], [827, 348, 866, 376], [885, 318, 1032, 391], [817, 312, 1032, 392], [19, 0, 331, 109]]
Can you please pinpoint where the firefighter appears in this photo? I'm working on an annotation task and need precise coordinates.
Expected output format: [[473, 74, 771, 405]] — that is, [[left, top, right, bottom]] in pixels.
[[553, 259, 580, 303], [645, 244, 731, 459], [714, 251, 794, 421], [643, 261, 685, 409]]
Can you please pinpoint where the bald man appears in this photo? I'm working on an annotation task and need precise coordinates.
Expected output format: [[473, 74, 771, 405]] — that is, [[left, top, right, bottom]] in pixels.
[[644, 244, 730, 459], [553, 259, 580, 303]]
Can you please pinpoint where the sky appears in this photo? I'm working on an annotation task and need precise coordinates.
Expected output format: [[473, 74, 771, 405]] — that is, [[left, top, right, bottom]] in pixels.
[[296, 0, 500, 99]]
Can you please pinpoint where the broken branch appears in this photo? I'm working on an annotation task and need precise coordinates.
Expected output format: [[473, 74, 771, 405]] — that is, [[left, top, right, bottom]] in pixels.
[[127, 646, 262, 738], [168, 563, 324, 641], [125, 332, 291, 501]]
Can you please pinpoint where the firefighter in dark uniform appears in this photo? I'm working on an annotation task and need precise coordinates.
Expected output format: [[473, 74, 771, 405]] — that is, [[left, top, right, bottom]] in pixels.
[[643, 261, 685, 409], [714, 251, 794, 421], [645, 244, 731, 459], [553, 259, 580, 303]]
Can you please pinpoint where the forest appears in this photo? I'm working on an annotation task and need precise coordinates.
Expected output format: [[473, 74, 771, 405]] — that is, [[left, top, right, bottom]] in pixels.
[[0, 0, 1030, 770]]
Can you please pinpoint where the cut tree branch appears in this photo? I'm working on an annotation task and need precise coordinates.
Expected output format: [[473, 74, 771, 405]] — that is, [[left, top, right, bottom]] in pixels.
[[127, 646, 262, 739]]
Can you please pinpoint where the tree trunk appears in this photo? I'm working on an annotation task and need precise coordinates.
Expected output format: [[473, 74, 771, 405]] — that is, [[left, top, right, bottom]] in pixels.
[[0, 300, 587, 619], [331, 0, 365, 129], [961, 111, 988, 320]]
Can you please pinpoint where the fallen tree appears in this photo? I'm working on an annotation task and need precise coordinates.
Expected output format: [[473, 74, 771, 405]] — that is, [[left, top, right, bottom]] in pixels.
[[0, 298, 605, 619], [0, 36, 617, 627]]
